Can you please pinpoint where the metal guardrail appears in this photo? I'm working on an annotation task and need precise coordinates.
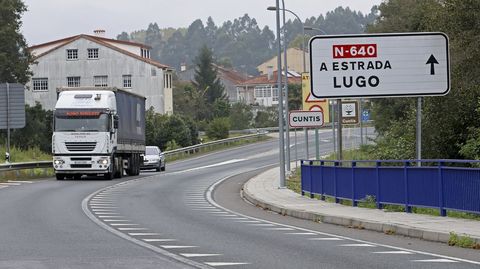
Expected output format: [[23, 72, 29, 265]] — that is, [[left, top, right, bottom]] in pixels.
[[0, 132, 269, 173], [163, 132, 268, 159], [0, 161, 52, 172], [301, 159, 480, 216]]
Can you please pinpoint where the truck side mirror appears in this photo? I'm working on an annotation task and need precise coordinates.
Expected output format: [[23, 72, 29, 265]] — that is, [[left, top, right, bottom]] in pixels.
[[113, 115, 119, 129]]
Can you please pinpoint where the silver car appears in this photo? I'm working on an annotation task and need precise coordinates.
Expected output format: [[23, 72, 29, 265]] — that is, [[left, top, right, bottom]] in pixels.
[[141, 146, 165, 172]]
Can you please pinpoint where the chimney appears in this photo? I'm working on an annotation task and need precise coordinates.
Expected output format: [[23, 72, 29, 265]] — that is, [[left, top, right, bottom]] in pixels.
[[180, 63, 187, 72], [267, 66, 274, 80], [93, 29, 106, 37]]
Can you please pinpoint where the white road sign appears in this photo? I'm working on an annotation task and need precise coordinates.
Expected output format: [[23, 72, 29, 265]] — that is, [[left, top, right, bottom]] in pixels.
[[309, 32, 450, 98], [289, 110, 324, 128]]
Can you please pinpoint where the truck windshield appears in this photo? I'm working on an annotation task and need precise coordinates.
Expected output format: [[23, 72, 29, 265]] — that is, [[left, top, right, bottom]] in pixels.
[[55, 113, 109, 132]]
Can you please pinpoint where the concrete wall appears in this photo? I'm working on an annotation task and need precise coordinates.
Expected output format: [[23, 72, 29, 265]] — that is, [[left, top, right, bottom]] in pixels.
[[26, 38, 170, 114]]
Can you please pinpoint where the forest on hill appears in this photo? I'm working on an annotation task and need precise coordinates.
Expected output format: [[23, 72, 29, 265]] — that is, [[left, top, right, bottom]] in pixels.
[[116, 6, 378, 74]]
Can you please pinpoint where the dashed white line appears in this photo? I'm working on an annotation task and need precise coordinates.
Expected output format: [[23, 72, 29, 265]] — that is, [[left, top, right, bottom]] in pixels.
[[264, 227, 295, 231], [160, 245, 198, 249], [128, 233, 161, 236], [412, 259, 457, 263], [110, 223, 140, 226], [247, 223, 275, 227], [373, 251, 412, 254], [0, 182, 21, 186], [309, 237, 344, 241], [8, 180, 33, 183], [143, 239, 177, 242], [98, 215, 125, 218], [117, 227, 148, 231], [180, 253, 222, 258], [205, 262, 250, 267], [286, 232, 317, 235], [339, 244, 376, 247]]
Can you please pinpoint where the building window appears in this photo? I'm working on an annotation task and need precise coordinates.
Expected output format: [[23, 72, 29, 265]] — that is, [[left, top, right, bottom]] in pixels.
[[32, 78, 48, 92], [123, 75, 132, 88], [66, 49, 78, 60], [67, 76, 81, 87], [255, 88, 264, 98], [87, 48, 99, 59], [164, 73, 172, 88], [94, 76, 108, 87]]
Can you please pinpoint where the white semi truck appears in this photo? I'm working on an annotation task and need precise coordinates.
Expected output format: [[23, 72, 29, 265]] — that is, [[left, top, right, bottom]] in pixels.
[[52, 87, 146, 180]]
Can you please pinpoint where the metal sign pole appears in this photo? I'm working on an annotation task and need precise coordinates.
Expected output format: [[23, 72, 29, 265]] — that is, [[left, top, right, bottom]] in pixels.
[[417, 97, 422, 167], [331, 101, 336, 158], [6, 82, 10, 163], [337, 99, 343, 161], [275, 0, 286, 187], [304, 128, 309, 159], [294, 128, 298, 169], [359, 99, 363, 145]]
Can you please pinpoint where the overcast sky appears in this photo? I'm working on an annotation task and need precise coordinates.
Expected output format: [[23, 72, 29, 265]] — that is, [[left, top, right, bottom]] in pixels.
[[21, 0, 382, 46]]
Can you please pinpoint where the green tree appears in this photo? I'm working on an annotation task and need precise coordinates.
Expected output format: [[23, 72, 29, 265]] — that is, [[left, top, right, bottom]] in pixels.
[[206, 117, 230, 140], [0, 103, 52, 153], [193, 45, 227, 105], [368, 0, 480, 159], [254, 107, 278, 128], [229, 102, 253, 130], [0, 0, 33, 84]]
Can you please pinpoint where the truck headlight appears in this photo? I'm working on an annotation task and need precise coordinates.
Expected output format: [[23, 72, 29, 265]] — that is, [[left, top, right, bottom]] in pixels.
[[53, 159, 64, 165], [97, 158, 109, 165]]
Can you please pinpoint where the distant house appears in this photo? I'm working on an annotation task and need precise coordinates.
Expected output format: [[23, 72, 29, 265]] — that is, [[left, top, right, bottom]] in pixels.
[[235, 67, 301, 107], [176, 63, 247, 103], [26, 30, 174, 114], [257, 47, 309, 74]]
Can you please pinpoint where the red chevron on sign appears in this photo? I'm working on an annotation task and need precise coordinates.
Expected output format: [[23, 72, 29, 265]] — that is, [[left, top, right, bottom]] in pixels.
[[305, 93, 327, 103]]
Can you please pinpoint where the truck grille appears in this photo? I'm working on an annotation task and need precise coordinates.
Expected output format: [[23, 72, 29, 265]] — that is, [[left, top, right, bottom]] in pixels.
[[65, 142, 97, 152]]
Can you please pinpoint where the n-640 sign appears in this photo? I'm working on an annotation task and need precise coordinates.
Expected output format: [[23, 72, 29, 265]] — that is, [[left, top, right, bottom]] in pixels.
[[309, 32, 450, 98]]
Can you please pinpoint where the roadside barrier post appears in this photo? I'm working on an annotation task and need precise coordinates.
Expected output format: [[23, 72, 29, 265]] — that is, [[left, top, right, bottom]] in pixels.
[[438, 161, 447, 217]]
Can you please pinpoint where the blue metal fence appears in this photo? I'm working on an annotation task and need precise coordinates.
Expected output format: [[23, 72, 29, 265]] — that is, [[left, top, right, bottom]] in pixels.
[[301, 160, 480, 216]]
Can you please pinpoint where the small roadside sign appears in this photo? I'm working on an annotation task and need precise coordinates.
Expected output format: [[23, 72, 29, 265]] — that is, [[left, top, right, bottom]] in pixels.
[[289, 110, 324, 128], [309, 32, 450, 98], [361, 110, 370, 122], [341, 101, 359, 124]]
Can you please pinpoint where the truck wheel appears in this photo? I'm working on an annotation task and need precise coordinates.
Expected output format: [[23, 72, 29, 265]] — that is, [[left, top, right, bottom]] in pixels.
[[56, 174, 65, 180], [104, 172, 113, 180]]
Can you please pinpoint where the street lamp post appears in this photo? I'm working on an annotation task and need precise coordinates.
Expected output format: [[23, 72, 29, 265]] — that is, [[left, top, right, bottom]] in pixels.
[[267, 5, 309, 163]]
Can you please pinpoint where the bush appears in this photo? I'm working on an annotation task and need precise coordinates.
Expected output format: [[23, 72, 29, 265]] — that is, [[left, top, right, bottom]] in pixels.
[[206, 118, 230, 140]]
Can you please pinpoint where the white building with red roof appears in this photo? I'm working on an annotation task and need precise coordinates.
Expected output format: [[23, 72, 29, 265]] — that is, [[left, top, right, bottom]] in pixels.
[[26, 30, 173, 113]]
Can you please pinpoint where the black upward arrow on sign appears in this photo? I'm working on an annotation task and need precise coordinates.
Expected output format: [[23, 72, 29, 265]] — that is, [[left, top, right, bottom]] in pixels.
[[426, 54, 439, 75]]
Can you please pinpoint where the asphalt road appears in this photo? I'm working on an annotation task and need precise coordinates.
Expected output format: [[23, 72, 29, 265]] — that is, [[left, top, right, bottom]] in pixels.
[[0, 128, 478, 268]]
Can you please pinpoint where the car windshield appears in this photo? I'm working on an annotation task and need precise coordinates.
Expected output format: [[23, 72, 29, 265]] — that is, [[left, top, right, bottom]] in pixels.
[[145, 147, 159, 155], [55, 111, 109, 132]]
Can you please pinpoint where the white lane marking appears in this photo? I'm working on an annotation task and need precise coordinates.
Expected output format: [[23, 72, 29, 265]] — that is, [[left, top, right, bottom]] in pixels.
[[285, 232, 317, 235], [264, 227, 295, 231], [160, 245, 198, 249], [247, 223, 275, 227], [222, 217, 249, 220], [339, 244, 376, 247], [191, 209, 222, 211], [110, 223, 140, 226], [205, 262, 250, 266], [143, 239, 177, 242], [91, 206, 118, 208], [309, 238, 344, 241], [91, 209, 116, 212], [206, 172, 480, 266], [103, 219, 131, 222], [170, 159, 246, 175], [234, 220, 260, 223], [0, 182, 21, 186], [181, 253, 222, 258], [117, 227, 148, 231], [8, 180, 33, 183], [208, 212, 231, 214], [128, 233, 161, 236], [373, 251, 413, 254], [412, 259, 458, 263], [0, 185, 9, 189], [190, 206, 215, 209], [98, 216, 124, 218], [93, 211, 119, 214]]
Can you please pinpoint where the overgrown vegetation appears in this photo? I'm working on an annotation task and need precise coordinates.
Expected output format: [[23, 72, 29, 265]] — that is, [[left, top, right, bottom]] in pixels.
[[448, 232, 480, 249]]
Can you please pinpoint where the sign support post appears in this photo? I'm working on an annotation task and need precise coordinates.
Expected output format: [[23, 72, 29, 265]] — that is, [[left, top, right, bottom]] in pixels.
[[6, 82, 10, 163], [337, 99, 342, 160], [417, 97, 422, 167]]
